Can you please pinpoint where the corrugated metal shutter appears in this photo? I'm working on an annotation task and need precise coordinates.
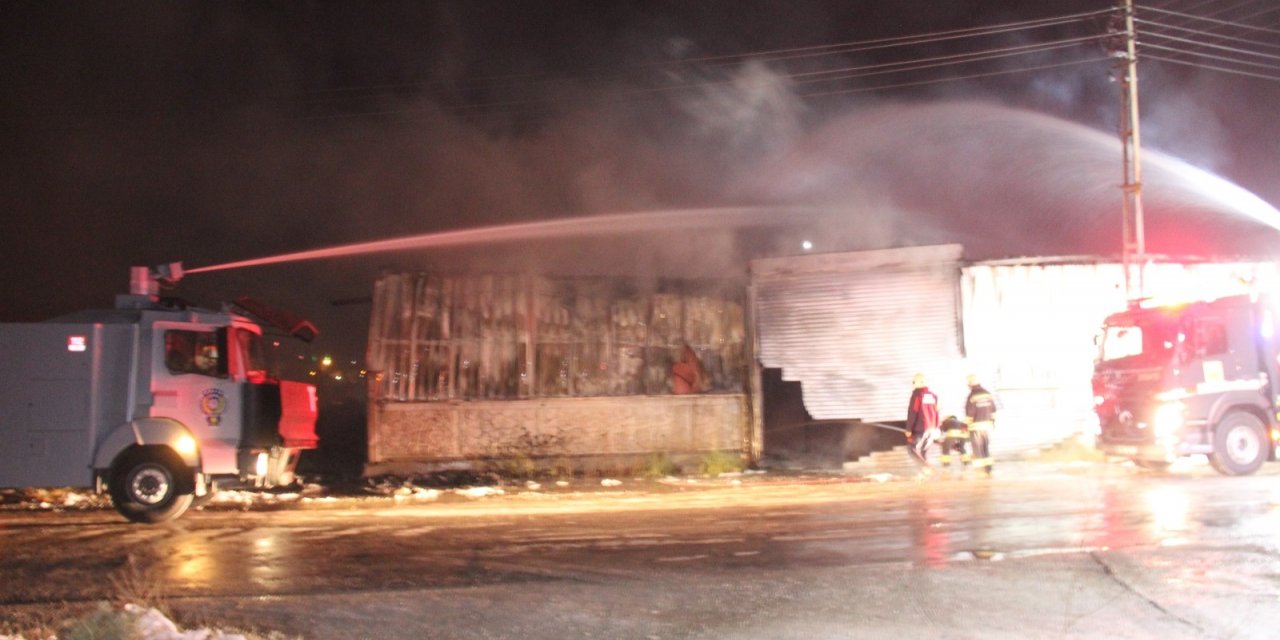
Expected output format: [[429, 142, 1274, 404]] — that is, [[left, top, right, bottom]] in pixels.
[[752, 245, 964, 422]]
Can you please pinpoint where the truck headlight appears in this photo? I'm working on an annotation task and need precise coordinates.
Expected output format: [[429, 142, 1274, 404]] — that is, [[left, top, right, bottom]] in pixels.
[[174, 435, 197, 457], [1153, 402, 1184, 439]]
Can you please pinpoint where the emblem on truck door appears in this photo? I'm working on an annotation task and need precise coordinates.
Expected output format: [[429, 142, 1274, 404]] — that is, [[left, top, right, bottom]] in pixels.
[[200, 388, 227, 426]]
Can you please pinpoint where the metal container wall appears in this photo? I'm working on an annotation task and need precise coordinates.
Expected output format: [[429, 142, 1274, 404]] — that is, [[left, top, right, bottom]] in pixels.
[[367, 273, 747, 402]]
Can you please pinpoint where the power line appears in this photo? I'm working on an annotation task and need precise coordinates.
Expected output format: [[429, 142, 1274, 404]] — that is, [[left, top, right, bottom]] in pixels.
[[304, 8, 1114, 100], [792, 41, 1101, 88], [361, 18, 1110, 119], [1142, 5, 1280, 36], [787, 35, 1105, 82], [1137, 24, 1280, 62], [306, 48, 1117, 124], [1131, 3, 1280, 83], [1144, 53, 1280, 81], [690, 10, 1111, 67], [1197, 1, 1278, 24], [1143, 42, 1280, 70], [1136, 17, 1280, 52], [799, 56, 1112, 98], [11, 7, 1123, 128]]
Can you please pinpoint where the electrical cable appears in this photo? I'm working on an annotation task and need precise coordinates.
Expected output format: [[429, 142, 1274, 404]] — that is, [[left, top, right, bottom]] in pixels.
[[690, 12, 1110, 67], [791, 42, 1101, 88], [1137, 25, 1280, 62], [304, 9, 1114, 99], [786, 35, 1106, 81], [415, 34, 1108, 115], [1144, 53, 1280, 81], [1143, 42, 1280, 70], [1142, 5, 1280, 36], [1136, 17, 1280, 52], [799, 56, 1112, 98]]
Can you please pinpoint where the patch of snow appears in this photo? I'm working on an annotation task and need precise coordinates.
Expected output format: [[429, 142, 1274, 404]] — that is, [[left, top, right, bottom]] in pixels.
[[600, 478, 623, 487], [456, 486, 505, 498], [127, 603, 249, 640], [525, 481, 542, 490]]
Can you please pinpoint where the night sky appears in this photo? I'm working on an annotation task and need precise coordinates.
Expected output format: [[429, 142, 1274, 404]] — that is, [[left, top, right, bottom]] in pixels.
[[4, 0, 1280, 367]]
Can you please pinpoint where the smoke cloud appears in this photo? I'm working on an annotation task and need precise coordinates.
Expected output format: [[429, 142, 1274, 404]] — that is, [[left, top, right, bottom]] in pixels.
[[4, 1, 1279, 368]]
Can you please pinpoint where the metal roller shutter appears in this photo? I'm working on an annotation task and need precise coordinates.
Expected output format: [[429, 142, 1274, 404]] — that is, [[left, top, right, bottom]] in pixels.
[[752, 245, 964, 422]]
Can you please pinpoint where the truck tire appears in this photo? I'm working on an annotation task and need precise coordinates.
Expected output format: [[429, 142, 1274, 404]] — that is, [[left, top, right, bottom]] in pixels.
[[109, 449, 195, 523], [1208, 412, 1268, 476]]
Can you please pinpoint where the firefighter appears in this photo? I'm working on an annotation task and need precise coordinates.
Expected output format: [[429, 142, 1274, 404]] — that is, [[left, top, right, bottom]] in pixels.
[[964, 374, 999, 476], [672, 344, 705, 394], [906, 373, 940, 473], [938, 414, 970, 477]]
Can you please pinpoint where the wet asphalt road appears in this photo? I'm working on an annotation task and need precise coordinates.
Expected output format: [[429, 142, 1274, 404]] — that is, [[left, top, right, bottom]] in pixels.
[[2, 459, 1280, 639]]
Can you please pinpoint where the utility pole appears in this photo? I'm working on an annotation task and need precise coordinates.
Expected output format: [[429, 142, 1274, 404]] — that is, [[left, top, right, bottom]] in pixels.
[[1116, 0, 1146, 299]]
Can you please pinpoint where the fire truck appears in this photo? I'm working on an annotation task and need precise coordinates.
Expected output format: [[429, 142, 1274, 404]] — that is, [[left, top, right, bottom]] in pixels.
[[0, 264, 320, 522], [1093, 294, 1280, 475]]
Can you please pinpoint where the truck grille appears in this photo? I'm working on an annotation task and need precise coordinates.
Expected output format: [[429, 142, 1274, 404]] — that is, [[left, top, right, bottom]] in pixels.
[[1097, 400, 1155, 444]]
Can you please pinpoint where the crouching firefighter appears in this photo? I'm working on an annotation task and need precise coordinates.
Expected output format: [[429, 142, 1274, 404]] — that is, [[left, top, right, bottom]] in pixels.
[[938, 415, 970, 476], [965, 374, 999, 476]]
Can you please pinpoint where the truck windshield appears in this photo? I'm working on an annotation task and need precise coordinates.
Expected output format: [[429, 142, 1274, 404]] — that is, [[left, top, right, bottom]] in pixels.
[[235, 328, 269, 383], [164, 330, 223, 377], [1098, 318, 1179, 365]]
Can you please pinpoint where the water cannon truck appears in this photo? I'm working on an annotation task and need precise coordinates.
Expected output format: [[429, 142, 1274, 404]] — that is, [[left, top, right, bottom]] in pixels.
[[0, 264, 320, 522], [1093, 294, 1280, 475]]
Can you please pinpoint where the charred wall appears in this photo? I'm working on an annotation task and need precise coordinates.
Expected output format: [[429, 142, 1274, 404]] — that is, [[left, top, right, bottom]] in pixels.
[[365, 272, 751, 470]]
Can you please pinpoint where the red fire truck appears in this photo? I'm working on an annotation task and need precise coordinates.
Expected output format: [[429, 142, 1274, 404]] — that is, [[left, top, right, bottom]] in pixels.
[[1093, 294, 1280, 475], [0, 264, 319, 522]]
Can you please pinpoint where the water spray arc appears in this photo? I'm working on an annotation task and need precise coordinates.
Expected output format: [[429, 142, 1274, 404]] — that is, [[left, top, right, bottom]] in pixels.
[[185, 206, 819, 275]]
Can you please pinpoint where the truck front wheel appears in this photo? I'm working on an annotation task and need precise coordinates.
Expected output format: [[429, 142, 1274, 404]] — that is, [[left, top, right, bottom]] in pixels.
[[1208, 412, 1268, 476], [109, 449, 195, 523]]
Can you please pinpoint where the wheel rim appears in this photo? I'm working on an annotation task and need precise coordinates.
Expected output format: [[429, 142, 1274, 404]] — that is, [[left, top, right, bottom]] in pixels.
[[1225, 424, 1262, 466], [129, 465, 172, 506]]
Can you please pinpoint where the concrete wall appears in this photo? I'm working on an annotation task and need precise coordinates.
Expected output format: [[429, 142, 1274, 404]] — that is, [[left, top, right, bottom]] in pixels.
[[367, 393, 749, 472]]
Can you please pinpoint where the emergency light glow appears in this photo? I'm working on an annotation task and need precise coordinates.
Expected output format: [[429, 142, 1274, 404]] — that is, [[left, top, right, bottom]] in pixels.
[[1153, 402, 1185, 439], [174, 435, 197, 456], [67, 336, 87, 352]]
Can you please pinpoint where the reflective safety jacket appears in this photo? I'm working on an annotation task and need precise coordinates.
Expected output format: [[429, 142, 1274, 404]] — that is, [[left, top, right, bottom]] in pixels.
[[965, 384, 998, 430], [941, 415, 969, 439]]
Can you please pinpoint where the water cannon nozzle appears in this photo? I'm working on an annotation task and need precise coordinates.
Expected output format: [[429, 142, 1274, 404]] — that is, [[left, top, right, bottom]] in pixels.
[[154, 262, 184, 287], [128, 262, 186, 296]]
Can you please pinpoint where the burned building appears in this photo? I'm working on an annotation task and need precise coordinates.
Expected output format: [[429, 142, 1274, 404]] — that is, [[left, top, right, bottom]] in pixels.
[[365, 272, 752, 473], [364, 245, 1280, 474]]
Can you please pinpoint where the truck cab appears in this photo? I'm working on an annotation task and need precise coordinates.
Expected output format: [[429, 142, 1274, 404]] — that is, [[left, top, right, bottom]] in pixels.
[[1093, 294, 1280, 475], [0, 264, 319, 523]]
